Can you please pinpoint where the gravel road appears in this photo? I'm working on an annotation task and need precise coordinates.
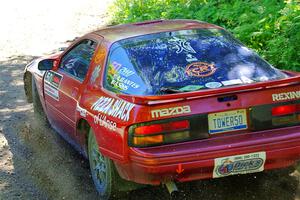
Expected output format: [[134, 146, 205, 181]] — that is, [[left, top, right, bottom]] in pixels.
[[1, 1, 300, 200]]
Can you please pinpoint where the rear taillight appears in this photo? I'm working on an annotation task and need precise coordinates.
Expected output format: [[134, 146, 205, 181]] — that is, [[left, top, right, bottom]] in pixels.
[[129, 120, 190, 147], [135, 124, 164, 135], [271, 103, 300, 126], [271, 104, 298, 116]]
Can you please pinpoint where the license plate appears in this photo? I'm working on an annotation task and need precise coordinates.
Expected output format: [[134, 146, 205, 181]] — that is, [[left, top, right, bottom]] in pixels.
[[208, 109, 247, 134], [213, 152, 266, 178]]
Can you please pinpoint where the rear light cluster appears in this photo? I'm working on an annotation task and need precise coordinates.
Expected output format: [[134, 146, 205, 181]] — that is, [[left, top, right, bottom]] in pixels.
[[129, 120, 191, 147], [271, 104, 300, 116], [271, 104, 300, 126]]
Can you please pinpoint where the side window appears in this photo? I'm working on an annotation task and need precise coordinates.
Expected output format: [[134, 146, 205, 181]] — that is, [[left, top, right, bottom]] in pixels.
[[60, 39, 97, 80], [104, 46, 149, 95]]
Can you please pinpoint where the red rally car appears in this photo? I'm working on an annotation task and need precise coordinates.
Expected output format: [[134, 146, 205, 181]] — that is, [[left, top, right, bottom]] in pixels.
[[24, 19, 300, 199]]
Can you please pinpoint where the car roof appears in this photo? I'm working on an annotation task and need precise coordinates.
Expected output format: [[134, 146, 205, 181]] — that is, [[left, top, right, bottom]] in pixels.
[[92, 19, 223, 43]]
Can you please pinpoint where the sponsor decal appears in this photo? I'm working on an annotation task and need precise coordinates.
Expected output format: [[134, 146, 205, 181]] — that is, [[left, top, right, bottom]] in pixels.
[[94, 114, 117, 131], [151, 105, 191, 118], [111, 79, 128, 90], [205, 82, 222, 89], [272, 91, 300, 102], [168, 37, 196, 54], [186, 54, 198, 62], [94, 48, 106, 64], [108, 61, 139, 91], [76, 103, 87, 117], [140, 44, 168, 50], [111, 61, 122, 71], [44, 71, 63, 100], [213, 152, 266, 178], [240, 76, 254, 84], [221, 79, 243, 86], [185, 62, 217, 78], [91, 96, 135, 121], [111, 74, 140, 90], [90, 65, 101, 84], [119, 67, 135, 77], [179, 85, 204, 92]]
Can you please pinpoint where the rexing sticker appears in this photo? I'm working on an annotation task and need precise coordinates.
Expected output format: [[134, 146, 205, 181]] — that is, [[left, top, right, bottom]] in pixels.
[[185, 62, 217, 78], [44, 71, 63, 100], [272, 91, 300, 102]]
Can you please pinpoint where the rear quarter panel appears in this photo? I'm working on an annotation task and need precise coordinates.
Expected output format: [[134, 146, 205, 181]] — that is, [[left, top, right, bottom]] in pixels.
[[79, 39, 133, 162]]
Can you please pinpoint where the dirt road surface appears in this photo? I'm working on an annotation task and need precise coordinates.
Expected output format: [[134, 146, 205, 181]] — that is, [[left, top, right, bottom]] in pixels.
[[1, 1, 300, 200]]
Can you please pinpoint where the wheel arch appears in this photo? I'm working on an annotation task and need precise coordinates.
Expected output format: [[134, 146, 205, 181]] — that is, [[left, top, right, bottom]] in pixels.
[[76, 118, 92, 157]]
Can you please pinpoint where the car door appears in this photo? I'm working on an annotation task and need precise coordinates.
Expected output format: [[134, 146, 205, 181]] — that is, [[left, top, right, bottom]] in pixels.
[[44, 39, 97, 143]]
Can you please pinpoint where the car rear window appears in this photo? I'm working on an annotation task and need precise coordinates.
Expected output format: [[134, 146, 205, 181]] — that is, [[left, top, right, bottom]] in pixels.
[[104, 28, 288, 95]]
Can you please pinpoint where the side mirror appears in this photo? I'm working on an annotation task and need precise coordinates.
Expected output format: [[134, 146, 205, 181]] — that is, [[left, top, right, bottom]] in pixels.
[[38, 59, 54, 70]]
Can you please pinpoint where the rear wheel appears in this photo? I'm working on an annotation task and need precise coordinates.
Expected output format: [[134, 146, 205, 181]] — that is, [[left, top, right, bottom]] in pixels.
[[88, 129, 117, 200]]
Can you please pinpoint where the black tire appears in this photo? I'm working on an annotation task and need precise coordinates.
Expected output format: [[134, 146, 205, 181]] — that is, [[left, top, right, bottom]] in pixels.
[[31, 76, 48, 125], [88, 129, 117, 200]]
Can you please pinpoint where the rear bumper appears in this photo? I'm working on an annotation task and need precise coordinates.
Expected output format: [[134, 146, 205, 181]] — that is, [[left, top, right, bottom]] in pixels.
[[115, 125, 300, 185]]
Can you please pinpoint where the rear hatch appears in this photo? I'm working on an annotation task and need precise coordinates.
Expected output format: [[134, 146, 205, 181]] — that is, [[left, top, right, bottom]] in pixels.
[[101, 27, 300, 147], [124, 77, 300, 147]]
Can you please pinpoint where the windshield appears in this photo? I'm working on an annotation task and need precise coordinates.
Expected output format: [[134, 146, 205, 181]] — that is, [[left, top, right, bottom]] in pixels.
[[104, 29, 287, 95]]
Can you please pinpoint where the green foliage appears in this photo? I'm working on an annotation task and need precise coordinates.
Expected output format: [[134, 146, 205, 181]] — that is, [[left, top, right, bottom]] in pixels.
[[110, 0, 300, 70]]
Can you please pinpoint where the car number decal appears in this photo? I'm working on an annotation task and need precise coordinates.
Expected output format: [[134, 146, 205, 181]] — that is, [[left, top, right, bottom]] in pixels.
[[44, 71, 63, 101]]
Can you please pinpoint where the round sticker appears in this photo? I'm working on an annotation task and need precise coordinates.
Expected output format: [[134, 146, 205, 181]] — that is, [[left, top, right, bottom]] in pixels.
[[185, 62, 217, 77], [205, 82, 222, 89]]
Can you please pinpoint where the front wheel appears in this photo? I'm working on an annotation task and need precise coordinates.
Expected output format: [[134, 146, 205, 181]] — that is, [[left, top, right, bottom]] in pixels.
[[31, 76, 48, 125], [88, 129, 117, 200]]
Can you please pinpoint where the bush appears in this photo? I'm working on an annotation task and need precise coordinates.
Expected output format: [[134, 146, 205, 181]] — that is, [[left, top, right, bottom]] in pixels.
[[110, 0, 300, 70]]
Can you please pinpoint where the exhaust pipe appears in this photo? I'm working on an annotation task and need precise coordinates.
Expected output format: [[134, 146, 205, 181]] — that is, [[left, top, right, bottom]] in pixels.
[[165, 181, 179, 197]]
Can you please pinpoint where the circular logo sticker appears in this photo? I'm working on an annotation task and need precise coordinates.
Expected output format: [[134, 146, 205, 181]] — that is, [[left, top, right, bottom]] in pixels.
[[185, 62, 217, 77], [205, 82, 222, 89]]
